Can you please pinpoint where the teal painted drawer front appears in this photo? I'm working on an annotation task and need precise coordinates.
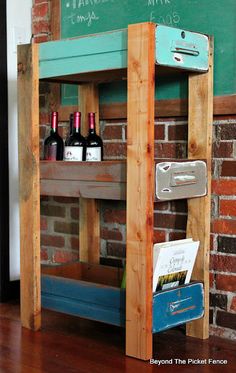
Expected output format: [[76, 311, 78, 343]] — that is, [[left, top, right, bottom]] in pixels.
[[39, 29, 128, 79], [156, 25, 209, 72], [152, 282, 204, 333], [42, 274, 204, 333]]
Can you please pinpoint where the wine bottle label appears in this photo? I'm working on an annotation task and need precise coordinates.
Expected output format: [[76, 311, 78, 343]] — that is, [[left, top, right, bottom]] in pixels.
[[64, 146, 83, 161], [86, 147, 102, 161], [44, 144, 57, 161]]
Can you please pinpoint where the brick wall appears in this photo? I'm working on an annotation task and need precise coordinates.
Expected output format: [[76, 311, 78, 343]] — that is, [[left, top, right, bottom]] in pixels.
[[32, 0, 236, 340]]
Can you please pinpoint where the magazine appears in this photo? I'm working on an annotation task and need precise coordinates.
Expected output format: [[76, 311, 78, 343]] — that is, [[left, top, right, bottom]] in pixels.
[[153, 238, 199, 292]]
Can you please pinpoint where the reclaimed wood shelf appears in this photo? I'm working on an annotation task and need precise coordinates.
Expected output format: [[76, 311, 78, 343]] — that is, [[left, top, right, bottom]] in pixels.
[[18, 22, 213, 361]]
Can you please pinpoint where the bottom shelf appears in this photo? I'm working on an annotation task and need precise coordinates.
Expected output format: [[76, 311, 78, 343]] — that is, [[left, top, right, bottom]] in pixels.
[[41, 262, 204, 333]]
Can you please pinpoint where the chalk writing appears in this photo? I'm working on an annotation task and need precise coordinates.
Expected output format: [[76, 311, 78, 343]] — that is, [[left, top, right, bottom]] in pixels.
[[65, 11, 99, 26], [148, 0, 171, 6], [66, 0, 112, 9], [150, 11, 180, 26]]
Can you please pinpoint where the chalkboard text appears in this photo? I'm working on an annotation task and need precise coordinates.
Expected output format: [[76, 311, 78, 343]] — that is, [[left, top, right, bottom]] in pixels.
[[66, 11, 99, 26], [148, 0, 171, 5]]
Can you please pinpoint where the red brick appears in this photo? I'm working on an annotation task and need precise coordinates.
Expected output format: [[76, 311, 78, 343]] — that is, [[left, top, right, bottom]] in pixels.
[[53, 197, 78, 204], [39, 112, 50, 125], [40, 126, 46, 139], [221, 161, 236, 177], [212, 219, 236, 235], [213, 142, 233, 158], [103, 209, 126, 224], [41, 204, 66, 218], [154, 202, 169, 211], [210, 272, 214, 288], [230, 296, 236, 312], [216, 122, 236, 140], [41, 248, 48, 261], [32, 3, 49, 18], [71, 207, 80, 220], [103, 125, 122, 140], [41, 234, 65, 248], [40, 217, 47, 231], [70, 237, 79, 251], [170, 199, 187, 213], [210, 254, 236, 273], [32, 20, 50, 35], [53, 250, 79, 264], [103, 143, 126, 158], [34, 0, 48, 4], [107, 242, 126, 258], [153, 230, 166, 243], [212, 180, 236, 196], [154, 125, 165, 140], [216, 274, 236, 292], [154, 212, 187, 230], [220, 199, 236, 217], [168, 124, 188, 141], [54, 221, 79, 235], [216, 311, 236, 330], [33, 35, 49, 43], [101, 227, 123, 241], [169, 232, 186, 241], [155, 143, 186, 158]]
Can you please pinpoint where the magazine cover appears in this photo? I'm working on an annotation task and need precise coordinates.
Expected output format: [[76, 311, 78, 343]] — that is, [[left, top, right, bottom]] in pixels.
[[153, 239, 199, 292]]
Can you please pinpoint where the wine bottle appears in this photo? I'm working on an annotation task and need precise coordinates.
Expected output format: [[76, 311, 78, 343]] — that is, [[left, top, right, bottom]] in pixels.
[[64, 112, 86, 161], [86, 112, 103, 161], [44, 111, 64, 161]]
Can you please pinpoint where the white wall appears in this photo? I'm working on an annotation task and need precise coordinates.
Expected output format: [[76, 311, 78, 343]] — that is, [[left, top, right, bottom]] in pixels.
[[7, 0, 32, 280]]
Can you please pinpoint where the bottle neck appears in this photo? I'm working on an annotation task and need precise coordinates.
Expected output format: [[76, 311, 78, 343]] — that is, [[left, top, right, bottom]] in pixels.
[[69, 113, 73, 135], [88, 113, 96, 134], [73, 112, 81, 134], [51, 112, 58, 133]]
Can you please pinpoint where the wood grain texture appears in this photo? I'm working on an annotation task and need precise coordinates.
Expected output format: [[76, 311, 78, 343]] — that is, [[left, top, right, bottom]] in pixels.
[[186, 38, 214, 339], [51, 0, 60, 40], [126, 23, 155, 360], [79, 84, 100, 264], [18, 44, 41, 330], [53, 94, 236, 122]]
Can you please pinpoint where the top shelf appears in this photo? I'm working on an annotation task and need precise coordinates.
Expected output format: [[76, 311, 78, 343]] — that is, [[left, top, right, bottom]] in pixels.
[[39, 24, 209, 84]]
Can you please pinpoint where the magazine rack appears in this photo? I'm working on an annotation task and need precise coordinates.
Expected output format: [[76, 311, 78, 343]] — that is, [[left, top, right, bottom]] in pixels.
[[18, 23, 213, 360]]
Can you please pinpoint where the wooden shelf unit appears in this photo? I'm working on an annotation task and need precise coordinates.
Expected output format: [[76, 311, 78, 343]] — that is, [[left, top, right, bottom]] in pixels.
[[18, 22, 213, 360]]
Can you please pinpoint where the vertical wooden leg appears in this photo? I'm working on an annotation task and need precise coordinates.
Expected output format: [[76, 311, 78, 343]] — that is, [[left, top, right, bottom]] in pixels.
[[79, 84, 100, 264], [18, 44, 41, 330], [186, 38, 213, 339], [126, 23, 155, 360]]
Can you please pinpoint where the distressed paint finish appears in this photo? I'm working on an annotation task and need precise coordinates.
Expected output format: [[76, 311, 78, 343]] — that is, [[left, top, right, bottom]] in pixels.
[[41, 273, 204, 333], [39, 29, 128, 79], [41, 274, 126, 327], [39, 24, 209, 81], [152, 282, 204, 333], [156, 25, 209, 71]]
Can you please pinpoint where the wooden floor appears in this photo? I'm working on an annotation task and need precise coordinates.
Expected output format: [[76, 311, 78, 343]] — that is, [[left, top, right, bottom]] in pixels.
[[0, 301, 235, 372]]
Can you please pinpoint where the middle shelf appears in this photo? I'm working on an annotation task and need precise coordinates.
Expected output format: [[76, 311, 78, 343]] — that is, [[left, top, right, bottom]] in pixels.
[[40, 159, 207, 201]]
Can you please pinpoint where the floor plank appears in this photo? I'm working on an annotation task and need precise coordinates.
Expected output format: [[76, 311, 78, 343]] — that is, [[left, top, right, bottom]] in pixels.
[[0, 301, 235, 372]]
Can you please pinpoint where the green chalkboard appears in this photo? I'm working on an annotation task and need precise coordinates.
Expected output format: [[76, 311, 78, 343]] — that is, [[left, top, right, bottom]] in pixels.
[[60, 0, 236, 105]]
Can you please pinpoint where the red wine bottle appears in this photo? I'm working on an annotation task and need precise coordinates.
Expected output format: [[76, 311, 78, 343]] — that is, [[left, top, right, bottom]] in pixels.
[[64, 112, 86, 161], [44, 112, 64, 161], [86, 112, 103, 161]]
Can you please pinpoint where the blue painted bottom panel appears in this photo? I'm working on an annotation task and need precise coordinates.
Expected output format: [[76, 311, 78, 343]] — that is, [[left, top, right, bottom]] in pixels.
[[152, 282, 204, 333], [41, 275, 204, 333]]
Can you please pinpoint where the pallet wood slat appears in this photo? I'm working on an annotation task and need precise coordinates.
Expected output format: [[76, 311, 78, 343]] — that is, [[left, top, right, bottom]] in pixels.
[[186, 38, 214, 339], [18, 44, 41, 330], [79, 84, 100, 264], [126, 22, 155, 361]]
